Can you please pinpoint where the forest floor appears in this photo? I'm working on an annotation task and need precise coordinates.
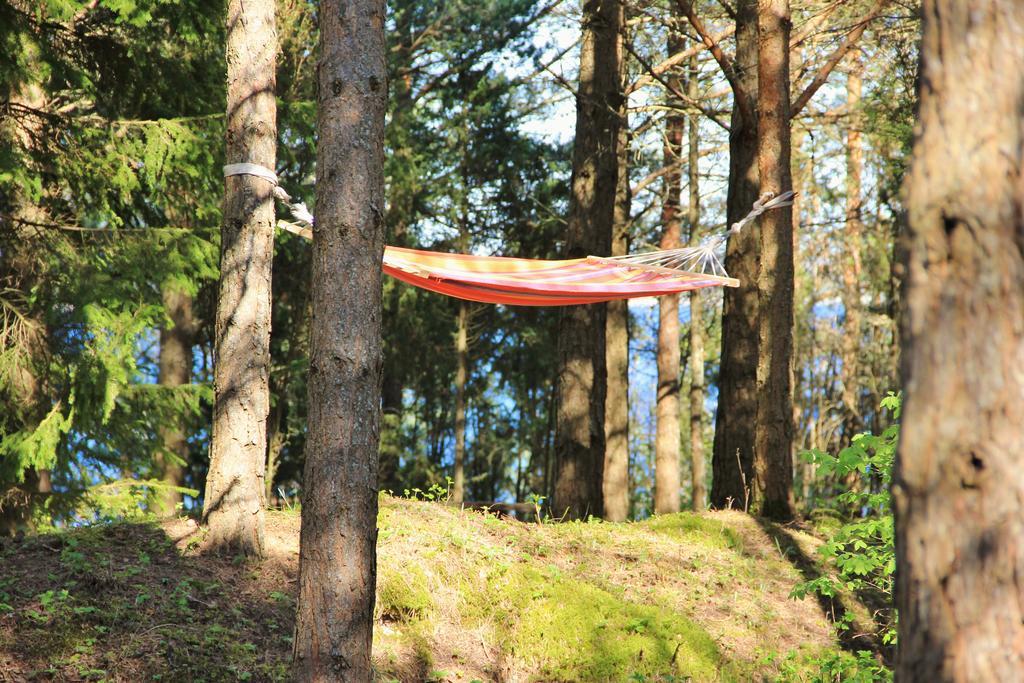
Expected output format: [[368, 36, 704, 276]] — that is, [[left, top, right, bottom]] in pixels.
[[0, 496, 861, 682]]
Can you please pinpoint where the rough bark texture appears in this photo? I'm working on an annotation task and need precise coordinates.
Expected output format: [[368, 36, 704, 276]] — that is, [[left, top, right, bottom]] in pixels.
[[895, 0, 1024, 678], [686, 54, 706, 512], [654, 43, 684, 515], [753, 0, 795, 521], [840, 50, 864, 433], [292, 0, 386, 677], [710, 0, 759, 511], [452, 300, 468, 506], [553, 0, 622, 520], [203, 0, 276, 555], [603, 103, 631, 523], [155, 286, 194, 517]]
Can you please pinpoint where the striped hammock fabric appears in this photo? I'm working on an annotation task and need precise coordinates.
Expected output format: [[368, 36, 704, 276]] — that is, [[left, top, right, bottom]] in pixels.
[[276, 223, 738, 307], [382, 246, 738, 307]]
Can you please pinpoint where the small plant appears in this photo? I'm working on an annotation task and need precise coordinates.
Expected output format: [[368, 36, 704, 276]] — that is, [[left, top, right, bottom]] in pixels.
[[402, 477, 453, 503], [526, 492, 546, 522], [791, 392, 900, 680]]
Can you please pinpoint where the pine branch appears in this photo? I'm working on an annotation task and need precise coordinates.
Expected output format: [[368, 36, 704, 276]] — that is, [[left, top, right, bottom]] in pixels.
[[790, 0, 889, 117]]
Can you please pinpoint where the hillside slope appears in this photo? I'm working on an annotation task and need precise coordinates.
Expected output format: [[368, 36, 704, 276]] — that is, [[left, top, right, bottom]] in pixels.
[[0, 497, 844, 681]]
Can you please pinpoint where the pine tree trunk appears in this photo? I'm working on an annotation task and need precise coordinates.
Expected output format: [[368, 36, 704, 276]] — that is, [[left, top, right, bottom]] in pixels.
[[687, 52, 706, 512], [292, 0, 386, 677], [840, 50, 864, 434], [203, 0, 277, 554], [711, 0, 759, 511], [895, 0, 1024, 677], [655, 41, 684, 515], [453, 300, 468, 506], [155, 286, 194, 517], [603, 103, 631, 523], [753, 0, 795, 521], [553, 0, 622, 520]]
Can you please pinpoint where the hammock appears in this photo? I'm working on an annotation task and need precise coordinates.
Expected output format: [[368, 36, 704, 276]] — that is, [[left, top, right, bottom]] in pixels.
[[224, 163, 793, 307]]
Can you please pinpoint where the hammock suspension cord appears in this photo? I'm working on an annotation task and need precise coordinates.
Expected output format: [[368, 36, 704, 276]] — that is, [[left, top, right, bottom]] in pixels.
[[224, 164, 796, 306]]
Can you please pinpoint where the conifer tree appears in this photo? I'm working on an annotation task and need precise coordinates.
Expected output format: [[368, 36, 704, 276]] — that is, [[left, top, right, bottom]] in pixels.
[[203, 0, 277, 555]]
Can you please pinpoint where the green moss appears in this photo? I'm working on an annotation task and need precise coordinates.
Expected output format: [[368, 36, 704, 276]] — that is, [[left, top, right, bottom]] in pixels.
[[463, 565, 724, 682], [378, 564, 433, 622], [642, 513, 743, 551]]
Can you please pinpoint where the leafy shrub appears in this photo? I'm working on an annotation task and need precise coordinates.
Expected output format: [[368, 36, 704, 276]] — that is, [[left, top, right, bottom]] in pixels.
[[792, 392, 900, 679]]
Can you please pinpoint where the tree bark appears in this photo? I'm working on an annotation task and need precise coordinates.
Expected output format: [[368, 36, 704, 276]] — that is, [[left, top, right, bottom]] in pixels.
[[753, 0, 795, 521], [603, 96, 631, 523], [654, 32, 684, 515], [710, 0, 759, 511], [840, 49, 864, 435], [292, 0, 386, 678], [553, 0, 622, 520], [155, 286, 194, 517], [895, 0, 1024, 678], [686, 51, 706, 512], [203, 0, 277, 555], [453, 300, 468, 506]]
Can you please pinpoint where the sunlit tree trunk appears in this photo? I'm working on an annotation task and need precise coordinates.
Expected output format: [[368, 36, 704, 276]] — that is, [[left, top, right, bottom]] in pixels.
[[895, 0, 1024, 677], [554, 0, 623, 520], [753, 0, 796, 521], [840, 49, 864, 436], [155, 286, 194, 517], [655, 33, 684, 515], [203, 0, 277, 554], [686, 51, 706, 512]]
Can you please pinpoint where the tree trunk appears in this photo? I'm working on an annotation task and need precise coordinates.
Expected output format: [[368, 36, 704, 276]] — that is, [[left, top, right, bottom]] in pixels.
[[687, 51, 706, 513], [155, 286, 194, 517], [453, 300, 468, 506], [753, 0, 795, 521], [895, 0, 1024, 678], [710, 0, 759, 511], [840, 49, 864, 435], [553, 0, 622, 520], [654, 35, 684, 515], [292, 0, 386, 678], [603, 99, 631, 523], [203, 0, 277, 555]]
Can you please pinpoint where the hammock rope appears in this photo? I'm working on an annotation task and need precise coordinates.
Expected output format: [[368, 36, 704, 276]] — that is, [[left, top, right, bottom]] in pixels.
[[224, 164, 795, 307]]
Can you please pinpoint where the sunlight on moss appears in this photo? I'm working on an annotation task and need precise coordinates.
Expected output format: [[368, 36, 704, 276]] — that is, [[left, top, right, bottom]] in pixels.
[[377, 564, 433, 622], [642, 512, 743, 551]]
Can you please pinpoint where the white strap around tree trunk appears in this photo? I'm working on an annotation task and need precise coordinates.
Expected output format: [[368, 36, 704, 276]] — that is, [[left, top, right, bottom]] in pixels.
[[222, 163, 315, 227]]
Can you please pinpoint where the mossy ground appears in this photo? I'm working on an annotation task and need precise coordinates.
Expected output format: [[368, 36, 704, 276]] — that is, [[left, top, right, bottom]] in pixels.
[[1, 497, 848, 681]]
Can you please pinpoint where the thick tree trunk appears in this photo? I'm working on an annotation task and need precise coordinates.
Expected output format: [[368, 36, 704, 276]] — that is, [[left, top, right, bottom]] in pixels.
[[840, 50, 864, 435], [292, 0, 386, 678], [553, 0, 622, 520], [687, 53, 706, 512], [603, 103, 631, 523], [710, 0, 759, 511], [453, 300, 468, 506], [654, 42, 684, 515], [203, 0, 276, 555], [753, 0, 795, 521], [155, 286, 194, 517], [895, 0, 1024, 678]]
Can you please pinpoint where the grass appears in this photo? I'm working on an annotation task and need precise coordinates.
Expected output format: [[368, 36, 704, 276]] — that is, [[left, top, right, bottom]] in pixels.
[[0, 497, 851, 681]]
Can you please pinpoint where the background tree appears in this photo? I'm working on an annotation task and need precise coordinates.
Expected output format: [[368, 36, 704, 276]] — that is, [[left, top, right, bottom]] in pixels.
[[895, 0, 1024, 677], [554, 0, 623, 520], [654, 22, 684, 516]]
